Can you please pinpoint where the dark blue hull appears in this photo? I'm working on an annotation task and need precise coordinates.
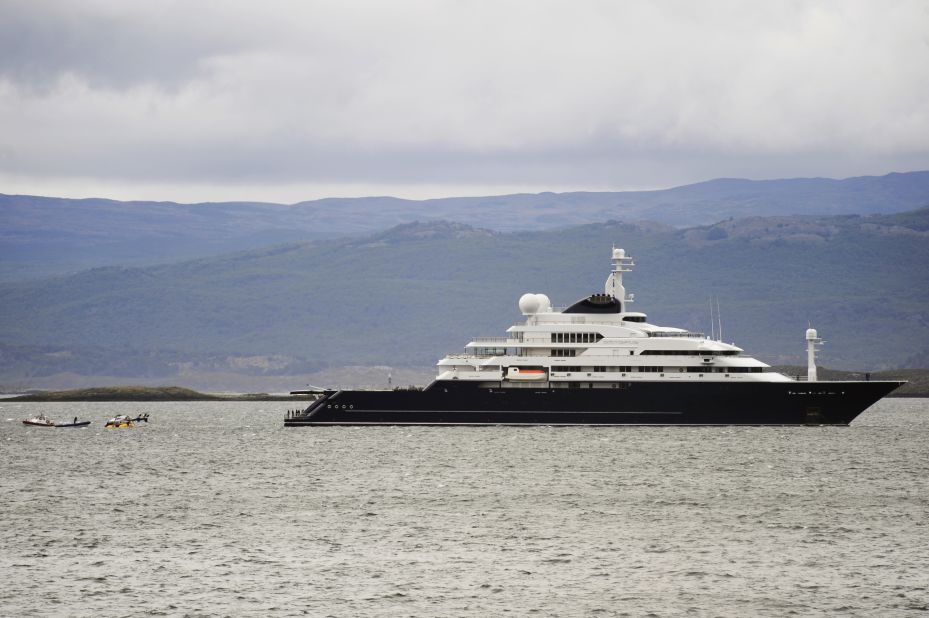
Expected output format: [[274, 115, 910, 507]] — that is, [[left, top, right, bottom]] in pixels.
[[285, 379, 902, 426]]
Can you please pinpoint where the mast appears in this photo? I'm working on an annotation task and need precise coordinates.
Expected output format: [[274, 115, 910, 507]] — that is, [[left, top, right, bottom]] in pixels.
[[605, 246, 635, 303]]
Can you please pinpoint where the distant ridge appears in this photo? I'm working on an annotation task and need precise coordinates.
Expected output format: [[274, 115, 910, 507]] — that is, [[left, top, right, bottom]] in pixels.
[[6, 385, 309, 401], [2, 207, 927, 387], [2, 171, 928, 280], [8, 385, 220, 401]]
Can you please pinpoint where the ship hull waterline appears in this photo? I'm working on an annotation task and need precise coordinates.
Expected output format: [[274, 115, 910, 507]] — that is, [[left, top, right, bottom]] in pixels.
[[285, 379, 902, 426]]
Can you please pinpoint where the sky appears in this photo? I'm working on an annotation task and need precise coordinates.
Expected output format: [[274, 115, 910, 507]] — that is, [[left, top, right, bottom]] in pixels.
[[1, 0, 928, 203]]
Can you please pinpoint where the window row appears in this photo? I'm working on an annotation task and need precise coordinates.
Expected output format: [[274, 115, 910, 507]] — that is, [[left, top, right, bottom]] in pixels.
[[553, 365, 765, 373], [550, 332, 604, 343], [640, 350, 740, 356]]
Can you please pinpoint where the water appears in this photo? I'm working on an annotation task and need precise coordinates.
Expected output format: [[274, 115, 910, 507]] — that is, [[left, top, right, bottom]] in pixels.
[[2, 399, 928, 617]]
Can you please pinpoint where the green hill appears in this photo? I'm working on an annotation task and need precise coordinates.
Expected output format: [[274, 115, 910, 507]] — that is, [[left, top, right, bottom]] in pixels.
[[1, 209, 927, 385], [9, 385, 220, 401], [7, 385, 317, 401]]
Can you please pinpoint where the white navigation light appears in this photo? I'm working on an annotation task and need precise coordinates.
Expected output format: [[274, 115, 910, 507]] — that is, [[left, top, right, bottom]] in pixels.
[[518, 293, 552, 315]]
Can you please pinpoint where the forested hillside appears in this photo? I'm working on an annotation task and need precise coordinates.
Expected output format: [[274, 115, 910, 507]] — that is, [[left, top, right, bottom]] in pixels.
[[1, 208, 927, 389]]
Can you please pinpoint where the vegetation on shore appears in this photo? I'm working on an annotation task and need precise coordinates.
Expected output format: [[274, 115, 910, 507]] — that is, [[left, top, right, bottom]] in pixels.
[[7, 385, 314, 402]]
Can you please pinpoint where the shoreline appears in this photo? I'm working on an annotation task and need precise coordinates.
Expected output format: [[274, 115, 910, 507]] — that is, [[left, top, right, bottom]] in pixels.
[[4, 371, 928, 401], [3, 386, 315, 403]]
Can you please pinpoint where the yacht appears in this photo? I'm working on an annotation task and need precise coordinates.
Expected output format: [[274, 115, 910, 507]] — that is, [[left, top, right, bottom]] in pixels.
[[286, 248, 902, 426]]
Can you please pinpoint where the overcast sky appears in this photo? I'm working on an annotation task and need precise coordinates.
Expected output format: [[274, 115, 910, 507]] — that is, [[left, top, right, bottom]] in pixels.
[[1, 0, 928, 203]]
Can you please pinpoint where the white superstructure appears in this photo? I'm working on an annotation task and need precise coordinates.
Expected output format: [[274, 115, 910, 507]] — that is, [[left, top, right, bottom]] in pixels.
[[436, 248, 795, 386]]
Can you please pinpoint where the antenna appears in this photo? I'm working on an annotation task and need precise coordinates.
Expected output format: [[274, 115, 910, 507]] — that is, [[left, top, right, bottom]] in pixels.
[[606, 246, 635, 301], [709, 298, 716, 340], [716, 297, 723, 342]]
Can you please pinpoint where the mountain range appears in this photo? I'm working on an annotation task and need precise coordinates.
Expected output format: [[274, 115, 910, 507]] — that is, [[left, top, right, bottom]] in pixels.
[[3, 171, 928, 281], [2, 205, 927, 390]]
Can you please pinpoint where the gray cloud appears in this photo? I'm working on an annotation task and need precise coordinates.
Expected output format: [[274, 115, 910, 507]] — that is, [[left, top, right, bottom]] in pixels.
[[1, 0, 928, 201], [0, 1, 253, 91]]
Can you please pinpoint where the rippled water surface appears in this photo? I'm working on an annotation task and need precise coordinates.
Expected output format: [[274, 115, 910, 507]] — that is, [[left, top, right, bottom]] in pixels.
[[2, 399, 928, 617]]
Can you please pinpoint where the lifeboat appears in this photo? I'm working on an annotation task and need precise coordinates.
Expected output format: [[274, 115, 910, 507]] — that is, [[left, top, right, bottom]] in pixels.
[[506, 367, 548, 381], [105, 413, 149, 429], [105, 415, 134, 428], [22, 414, 55, 427], [22, 414, 91, 427]]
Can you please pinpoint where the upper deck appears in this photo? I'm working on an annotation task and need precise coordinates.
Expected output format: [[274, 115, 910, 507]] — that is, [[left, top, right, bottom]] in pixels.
[[437, 247, 782, 383]]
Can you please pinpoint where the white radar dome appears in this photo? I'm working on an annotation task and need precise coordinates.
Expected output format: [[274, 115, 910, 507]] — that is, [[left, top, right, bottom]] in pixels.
[[806, 328, 818, 340], [518, 293, 552, 315], [535, 294, 552, 312], [519, 293, 540, 315], [613, 248, 625, 259]]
